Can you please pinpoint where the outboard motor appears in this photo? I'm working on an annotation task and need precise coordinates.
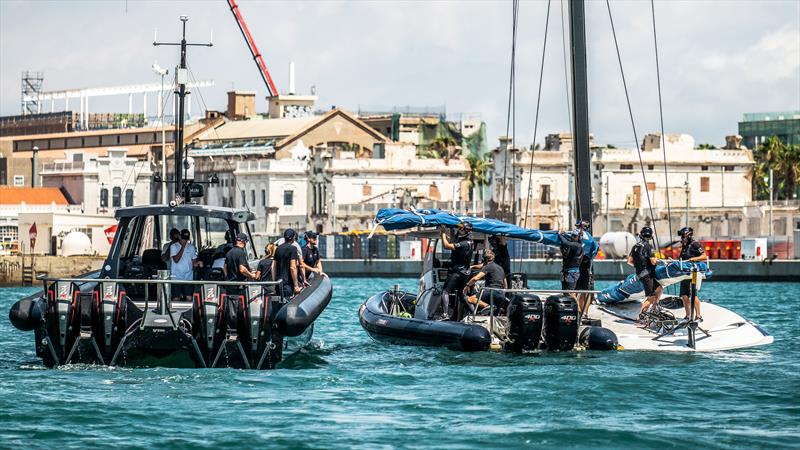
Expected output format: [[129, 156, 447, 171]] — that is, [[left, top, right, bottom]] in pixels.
[[544, 295, 579, 351], [505, 293, 543, 353]]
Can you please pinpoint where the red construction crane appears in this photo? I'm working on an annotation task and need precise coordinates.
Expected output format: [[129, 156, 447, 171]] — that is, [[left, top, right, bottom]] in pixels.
[[226, 0, 279, 97]]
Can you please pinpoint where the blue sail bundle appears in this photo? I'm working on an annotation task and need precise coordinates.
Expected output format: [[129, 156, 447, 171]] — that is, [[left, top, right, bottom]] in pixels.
[[596, 261, 713, 304]]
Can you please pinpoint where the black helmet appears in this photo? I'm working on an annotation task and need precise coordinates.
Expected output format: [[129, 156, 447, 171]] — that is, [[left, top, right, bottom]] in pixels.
[[458, 222, 473, 233], [639, 226, 653, 240], [677, 226, 693, 238], [575, 219, 591, 231]]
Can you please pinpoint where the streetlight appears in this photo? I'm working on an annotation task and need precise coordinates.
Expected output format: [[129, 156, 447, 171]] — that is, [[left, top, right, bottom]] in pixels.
[[764, 169, 773, 238]]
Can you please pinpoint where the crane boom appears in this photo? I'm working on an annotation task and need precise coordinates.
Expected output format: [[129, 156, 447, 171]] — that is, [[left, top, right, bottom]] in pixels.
[[226, 0, 279, 97]]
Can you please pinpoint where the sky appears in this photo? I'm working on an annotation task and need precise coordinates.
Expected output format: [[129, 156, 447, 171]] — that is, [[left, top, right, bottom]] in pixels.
[[0, 0, 798, 148]]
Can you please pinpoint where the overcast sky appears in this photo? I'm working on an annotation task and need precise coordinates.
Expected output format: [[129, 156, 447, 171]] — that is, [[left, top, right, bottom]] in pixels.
[[1, 0, 798, 148]]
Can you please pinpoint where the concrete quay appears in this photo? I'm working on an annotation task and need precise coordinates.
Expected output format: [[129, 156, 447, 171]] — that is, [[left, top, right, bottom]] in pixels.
[[322, 259, 800, 281]]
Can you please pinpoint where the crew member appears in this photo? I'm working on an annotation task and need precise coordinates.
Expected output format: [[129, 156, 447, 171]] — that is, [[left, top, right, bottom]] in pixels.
[[162, 228, 180, 266], [574, 219, 597, 317], [170, 229, 202, 301], [677, 226, 706, 322], [272, 229, 301, 298], [463, 249, 507, 313], [302, 231, 325, 279], [558, 229, 584, 296], [255, 243, 277, 295], [275, 232, 306, 286], [628, 226, 663, 322], [438, 222, 474, 321], [224, 233, 256, 282], [489, 236, 511, 287]]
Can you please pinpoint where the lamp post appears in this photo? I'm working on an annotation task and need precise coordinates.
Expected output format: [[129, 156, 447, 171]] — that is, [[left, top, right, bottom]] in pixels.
[[768, 169, 773, 238]]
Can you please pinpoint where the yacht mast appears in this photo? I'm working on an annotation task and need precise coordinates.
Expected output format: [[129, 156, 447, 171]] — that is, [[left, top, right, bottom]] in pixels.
[[568, 0, 592, 228]]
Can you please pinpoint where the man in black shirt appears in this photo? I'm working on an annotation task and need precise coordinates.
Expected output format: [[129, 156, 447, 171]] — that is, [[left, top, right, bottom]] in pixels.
[[558, 229, 584, 296], [272, 228, 301, 298], [574, 219, 595, 317], [628, 226, 663, 321], [438, 222, 474, 321], [224, 232, 256, 282], [463, 249, 507, 312], [677, 226, 706, 321], [489, 235, 511, 287], [301, 231, 325, 279]]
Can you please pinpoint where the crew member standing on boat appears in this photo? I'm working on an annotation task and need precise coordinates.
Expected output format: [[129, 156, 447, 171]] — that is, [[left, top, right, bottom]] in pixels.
[[677, 226, 706, 322], [302, 231, 325, 279], [574, 219, 597, 317], [489, 236, 511, 287], [255, 243, 277, 295], [224, 233, 256, 282], [162, 228, 180, 266], [558, 229, 584, 296], [170, 229, 202, 300], [273, 229, 301, 298], [438, 222, 474, 321], [628, 226, 663, 322]]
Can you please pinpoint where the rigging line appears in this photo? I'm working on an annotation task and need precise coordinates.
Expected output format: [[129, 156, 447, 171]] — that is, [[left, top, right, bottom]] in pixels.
[[605, 0, 662, 250], [501, 0, 519, 221], [560, 0, 572, 133], [650, 0, 673, 243], [187, 65, 251, 213], [522, 0, 551, 231]]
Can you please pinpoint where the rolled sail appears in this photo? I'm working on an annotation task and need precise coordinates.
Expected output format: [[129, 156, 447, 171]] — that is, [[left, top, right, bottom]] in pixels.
[[596, 261, 713, 304]]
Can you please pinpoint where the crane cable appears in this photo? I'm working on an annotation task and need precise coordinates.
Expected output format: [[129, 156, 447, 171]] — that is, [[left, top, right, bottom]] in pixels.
[[500, 0, 520, 223], [605, 0, 662, 250]]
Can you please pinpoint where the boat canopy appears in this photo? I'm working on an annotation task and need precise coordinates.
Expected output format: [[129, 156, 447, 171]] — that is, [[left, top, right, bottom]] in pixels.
[[375, 208, 598, 257]]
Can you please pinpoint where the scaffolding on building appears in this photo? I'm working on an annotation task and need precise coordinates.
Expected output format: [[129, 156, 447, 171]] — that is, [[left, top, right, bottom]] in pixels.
[[21, 71, 44, 116]]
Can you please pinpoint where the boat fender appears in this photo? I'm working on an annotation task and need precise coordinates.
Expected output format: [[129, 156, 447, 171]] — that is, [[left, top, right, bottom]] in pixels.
[[275, 275, 333, 337], [9, 296, 44, 331], [579, 326, 618, 351]]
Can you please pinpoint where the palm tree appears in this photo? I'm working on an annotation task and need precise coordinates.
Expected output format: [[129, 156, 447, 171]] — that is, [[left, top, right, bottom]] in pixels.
[[422, 136, 459, 163], [466, 153, 491, 212], [697, 143, 717, 149], [754, 136, 800, 200]]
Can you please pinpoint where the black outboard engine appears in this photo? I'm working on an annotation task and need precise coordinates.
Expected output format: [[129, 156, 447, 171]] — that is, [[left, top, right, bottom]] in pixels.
[[505, 293, 543, 353], [544, 295, 579, 351]]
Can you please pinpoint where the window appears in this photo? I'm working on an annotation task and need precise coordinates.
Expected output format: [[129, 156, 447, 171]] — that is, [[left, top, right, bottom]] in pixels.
[[125, 189, 134, 207], [251, 190, 255, 207], [261, 189, 266, 207], [700, 177, 710, 192], [241, 190, 246, 207], [112, 187, 121, 208], [0, 158, 6, 185], [538, 222, 551, 231], [540, 184, 551, 204], [647, 164, 654, 170], [701, 165, 709, 171], [363, 184, 372, 196], [724, 165, 735, 171], [646, 182, 656, 192], [632, 186, 641, 208], [283, 190, 294, 206], [620, 164, 633, 170], [100, 188, 109, 207]]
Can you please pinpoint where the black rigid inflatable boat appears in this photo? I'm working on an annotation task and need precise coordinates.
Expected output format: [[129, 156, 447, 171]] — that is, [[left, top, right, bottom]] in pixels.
[[9, 205, 333, 369]]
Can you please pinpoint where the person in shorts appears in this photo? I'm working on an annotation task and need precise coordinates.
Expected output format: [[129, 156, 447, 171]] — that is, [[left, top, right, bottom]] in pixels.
[[463, 249, 507, 313], [628, 226, 663, 323], [574, 219, 597, 317], [677, 226, 706, 322]]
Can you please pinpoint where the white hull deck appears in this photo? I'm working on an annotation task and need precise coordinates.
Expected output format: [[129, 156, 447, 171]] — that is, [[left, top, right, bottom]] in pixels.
[[591, 298, 773, 352]]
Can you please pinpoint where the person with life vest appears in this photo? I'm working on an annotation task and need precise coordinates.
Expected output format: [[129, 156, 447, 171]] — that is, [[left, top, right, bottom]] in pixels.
[[628, 226, 663, 323], [558, 229, 584, 297], [677, 226, 706, 322], [438, 222, 474, 321], [574, 219, 598, 317]]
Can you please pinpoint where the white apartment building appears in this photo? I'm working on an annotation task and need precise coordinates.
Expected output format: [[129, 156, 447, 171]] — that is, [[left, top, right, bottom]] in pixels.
[[40, 148, 152, 216]]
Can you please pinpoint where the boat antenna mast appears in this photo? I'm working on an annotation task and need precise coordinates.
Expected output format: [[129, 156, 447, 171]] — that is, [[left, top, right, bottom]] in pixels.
[[568, 0, 592, 229], [154, 15, 212, 203]]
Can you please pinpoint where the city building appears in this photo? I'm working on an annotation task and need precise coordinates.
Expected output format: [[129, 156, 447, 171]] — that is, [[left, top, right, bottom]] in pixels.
[[738, 111, 800, 149]]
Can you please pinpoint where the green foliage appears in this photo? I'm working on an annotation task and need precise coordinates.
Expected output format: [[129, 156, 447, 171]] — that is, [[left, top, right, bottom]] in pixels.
[[697, 143, 717, 149], [420, 136, 458, 161], [753, 136, 800, 200], [465, 153, 491, 190], [606, 144, 616, 149]]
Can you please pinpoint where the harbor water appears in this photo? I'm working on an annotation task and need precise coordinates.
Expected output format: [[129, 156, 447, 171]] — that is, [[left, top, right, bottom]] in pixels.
[[1, 279, 797, 449]]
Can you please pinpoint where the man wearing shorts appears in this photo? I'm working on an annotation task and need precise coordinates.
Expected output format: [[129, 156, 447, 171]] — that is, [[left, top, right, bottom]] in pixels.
[[677, 226, 706, 322], [628, 226, 662, 322]]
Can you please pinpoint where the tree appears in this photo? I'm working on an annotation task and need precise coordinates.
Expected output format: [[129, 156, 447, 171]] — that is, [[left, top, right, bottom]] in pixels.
[[421, 136, 459, 163], [697, 143, 717, 149], [466, 153, 491, 208], [753, 136, 800, 200]]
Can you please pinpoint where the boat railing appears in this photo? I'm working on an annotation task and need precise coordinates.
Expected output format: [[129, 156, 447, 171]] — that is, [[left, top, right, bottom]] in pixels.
[[36, 275, 285, 321]]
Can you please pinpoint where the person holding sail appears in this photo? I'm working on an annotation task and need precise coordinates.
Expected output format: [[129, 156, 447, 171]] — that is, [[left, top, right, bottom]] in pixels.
[[438, 222, 474, 321], [677, 226, 706, 322]]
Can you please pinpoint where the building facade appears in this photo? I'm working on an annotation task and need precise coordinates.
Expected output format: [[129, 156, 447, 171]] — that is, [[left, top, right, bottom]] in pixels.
[[738, 111, 800, 149]]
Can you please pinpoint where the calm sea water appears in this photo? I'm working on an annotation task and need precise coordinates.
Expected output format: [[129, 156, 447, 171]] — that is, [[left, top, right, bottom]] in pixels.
[[0, 278, 797, 449]]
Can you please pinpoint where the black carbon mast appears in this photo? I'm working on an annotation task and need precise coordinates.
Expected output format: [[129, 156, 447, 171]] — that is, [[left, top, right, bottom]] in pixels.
[[569, 0, 592, 228]]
